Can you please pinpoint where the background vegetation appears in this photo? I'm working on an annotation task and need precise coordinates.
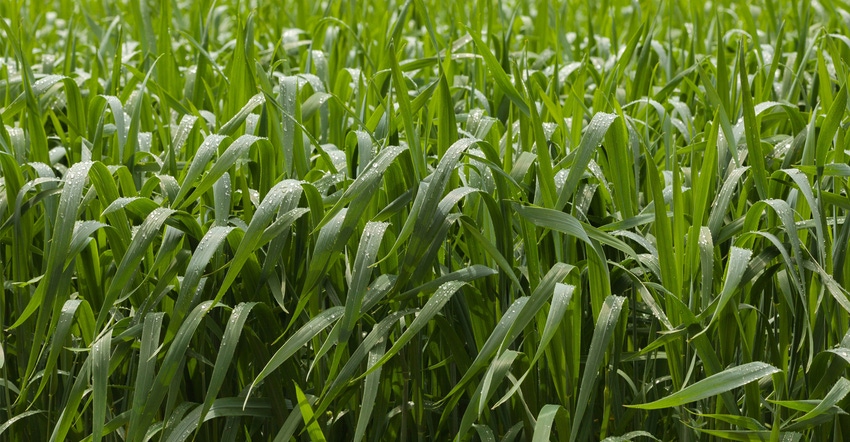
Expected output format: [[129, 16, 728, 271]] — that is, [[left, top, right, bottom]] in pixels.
[[2, 0, 850, 440]]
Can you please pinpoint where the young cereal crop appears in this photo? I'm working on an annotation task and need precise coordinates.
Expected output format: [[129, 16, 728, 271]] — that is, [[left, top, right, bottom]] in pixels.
[[1, 0, 850, 440]]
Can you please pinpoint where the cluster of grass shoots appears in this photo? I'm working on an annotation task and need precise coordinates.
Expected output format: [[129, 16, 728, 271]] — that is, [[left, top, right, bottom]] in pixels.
[[2, 0, 850, 440]]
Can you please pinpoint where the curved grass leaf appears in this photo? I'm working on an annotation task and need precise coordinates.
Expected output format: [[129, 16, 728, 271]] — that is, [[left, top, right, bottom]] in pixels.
[[166, 398, 272, 442], [556, 112, 618, 210], [195, 302, 259, 434], [295, 383, 327, 442], [571, 295, 627, 442], [628, 362, 779, 410], [532, 404, 569, 442], [0, 410, 43, 437], [339, 222, 389, 342], [353, 340, 386, 442], [247, 306, 344, 402], [365, 281, 466, 376], [793, 377, 850, 423]]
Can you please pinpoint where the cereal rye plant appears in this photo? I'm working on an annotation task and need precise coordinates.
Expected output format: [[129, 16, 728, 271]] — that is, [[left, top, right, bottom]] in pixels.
[[1, 0, 850, 440]]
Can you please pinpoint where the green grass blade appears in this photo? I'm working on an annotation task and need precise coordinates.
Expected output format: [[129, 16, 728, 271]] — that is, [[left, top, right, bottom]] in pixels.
[[295, 383, 327, 441], [570, 295, 627, 442], [339, 222, 388, 342], [247, 307, 344, 402], [793, 377, 850, 423], [91, 329, 112, 442], [353, 341, 386, 442], [166, 398, 272, 442], [532, 404, 569, 442], [738, 44, 768, 200], [467, 30, 529, 116], [556, 113, 617, 211], [365, 281, 466, 376], [628, 362, 779, 410], [196, 302, 259, 434]]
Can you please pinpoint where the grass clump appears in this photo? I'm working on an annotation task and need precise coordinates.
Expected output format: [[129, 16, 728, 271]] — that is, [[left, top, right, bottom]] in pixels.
[[1, 0, 850, 440]]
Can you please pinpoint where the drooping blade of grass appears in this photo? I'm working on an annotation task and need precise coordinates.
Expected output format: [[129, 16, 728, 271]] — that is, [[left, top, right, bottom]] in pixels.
[[129, 301, 220, 441], [315, 145, 405, 231], [454, 350, 520, 441], [778, 168, 827, 265], [467, 30, 529, 116], [171, 134, 227, 207], [12, 161, 93, 329], [815, 84, 847, 171], [556, 112, 618, 211], [532, 404, 569, 442], [628, 362, 779, 410], [394, 139, 475, 285], [219, 93, 264, 137], [296, 208, 348, 307], [744, 199, 806, 294], [246, 306, 343, 403], [65, 221, 108, 269], [91, 329, 112, 442], [493, 283, 574, 407], [406, 187, 479, 284], [180, 136, 272, 210], [213, 172, 232, 226], [696, 246, 753, 330], [338, 222, 388, 342], [365, 281, 466, 376], [457, 220, 522, 289], [503, 263, 575, 349], [473, 425, 497, 442], [33, 299, 93, 400], [570, 295, 627, 442], [49, 358, 92, 442], [168, 225, 235, 337], [698, 227, 715, 309], [213, 180, 304, 305], [600, 431, 660, 441], [738, 44, 768, 201], [514, 204, 592, 246], [353, 341, 386, 442], [195, 302, 258, 434], [707, 166, 750, 237], [97, 207, 175, 328], [399, 265, 497, 300], [0, 410, 43, 437], [811, 264, 850, 315], [315, 310, 414, 416], [443, 296, 530, 403], [166, 398, 273, 442], [793, 377, 850, 423], [295, 382, 327, 442]]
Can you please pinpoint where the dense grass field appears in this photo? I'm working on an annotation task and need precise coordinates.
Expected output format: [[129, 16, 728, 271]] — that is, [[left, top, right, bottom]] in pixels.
[[2, 0, 850, 440]]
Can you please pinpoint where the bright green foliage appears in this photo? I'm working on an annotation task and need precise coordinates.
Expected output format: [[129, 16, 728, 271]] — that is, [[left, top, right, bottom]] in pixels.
[[2, 0, 850, 440]]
